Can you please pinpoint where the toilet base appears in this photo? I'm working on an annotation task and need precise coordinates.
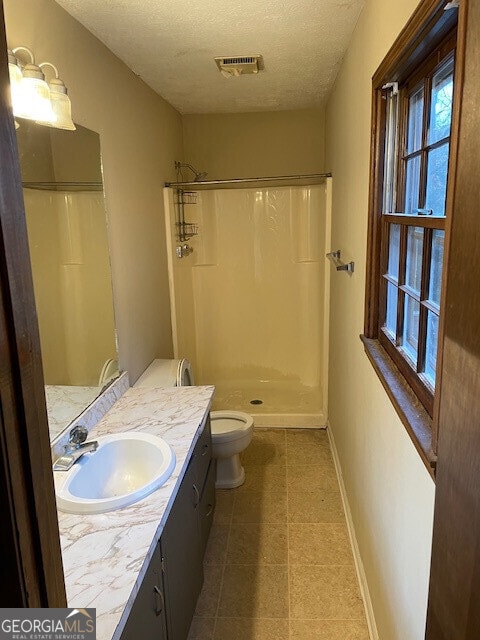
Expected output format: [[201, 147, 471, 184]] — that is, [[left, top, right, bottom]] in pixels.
[[215, 453, 245, 489]]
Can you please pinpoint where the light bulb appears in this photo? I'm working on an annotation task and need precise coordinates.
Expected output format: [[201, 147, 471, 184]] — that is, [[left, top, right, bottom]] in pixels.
[[7, 49, 23, 113], [44, 77, 75, 130], [16, 64, 56, 123]]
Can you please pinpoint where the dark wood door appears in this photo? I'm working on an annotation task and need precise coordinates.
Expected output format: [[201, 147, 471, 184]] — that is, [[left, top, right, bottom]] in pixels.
[[0, 1, 66, 606], [426, 1, 480, 638]]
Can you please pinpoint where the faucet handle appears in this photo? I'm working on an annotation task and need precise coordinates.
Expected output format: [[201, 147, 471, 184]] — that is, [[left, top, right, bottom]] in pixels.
[[68, 425, 88, 446]]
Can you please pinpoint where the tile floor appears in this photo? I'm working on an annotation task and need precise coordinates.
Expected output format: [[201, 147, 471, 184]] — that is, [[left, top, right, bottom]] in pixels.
[[188, 428, 370, 640]]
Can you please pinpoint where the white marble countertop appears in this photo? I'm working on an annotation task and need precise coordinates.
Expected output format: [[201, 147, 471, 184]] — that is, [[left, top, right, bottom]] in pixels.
[[55, 384, 215, 640]]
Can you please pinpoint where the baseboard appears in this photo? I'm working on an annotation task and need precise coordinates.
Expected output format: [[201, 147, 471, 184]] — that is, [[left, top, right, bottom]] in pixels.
[[251, 411, 327, 428], [327, 425, 379, 640]]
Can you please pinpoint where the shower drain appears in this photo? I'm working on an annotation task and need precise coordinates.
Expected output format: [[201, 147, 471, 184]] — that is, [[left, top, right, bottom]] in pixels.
[[250, 399, 263, 405]]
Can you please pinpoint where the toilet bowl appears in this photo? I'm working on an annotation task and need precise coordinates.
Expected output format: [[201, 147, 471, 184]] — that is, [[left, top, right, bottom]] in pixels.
[[210, 411, 254, 489]]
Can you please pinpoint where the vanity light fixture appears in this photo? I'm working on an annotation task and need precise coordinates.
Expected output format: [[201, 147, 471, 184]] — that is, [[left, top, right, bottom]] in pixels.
[[10, 47, 56, 124], [7, 46, 75, 130], [38, 62, 76, 131], [7, 49, 22, 113]]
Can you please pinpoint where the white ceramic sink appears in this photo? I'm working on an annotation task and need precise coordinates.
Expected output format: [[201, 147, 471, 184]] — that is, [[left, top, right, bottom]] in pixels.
[[55, 432, 176, 514]]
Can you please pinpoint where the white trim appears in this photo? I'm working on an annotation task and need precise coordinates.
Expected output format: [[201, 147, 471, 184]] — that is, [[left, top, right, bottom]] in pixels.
[[163, 187, 180, 357], [322, 177, 333, 422], [251, 411, 327, 428], [327, 424, 379, 640]]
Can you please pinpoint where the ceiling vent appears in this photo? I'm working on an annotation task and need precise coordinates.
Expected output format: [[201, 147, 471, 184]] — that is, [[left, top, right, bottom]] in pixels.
[[214, 55, 264, 78]]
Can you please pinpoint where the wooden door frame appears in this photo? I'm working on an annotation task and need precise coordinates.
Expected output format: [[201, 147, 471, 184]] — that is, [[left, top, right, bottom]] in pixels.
[[2, 0, 480, 628], [425, 0, 480, 637], [0, 0, 66, 606]]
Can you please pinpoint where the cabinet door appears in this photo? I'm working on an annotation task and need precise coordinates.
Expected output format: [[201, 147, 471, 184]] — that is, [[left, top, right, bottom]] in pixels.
[[199, 459, 216, 556], [193, 415, 212, 491], [120, 544, 167, 640], [162, 460, 203, 640]]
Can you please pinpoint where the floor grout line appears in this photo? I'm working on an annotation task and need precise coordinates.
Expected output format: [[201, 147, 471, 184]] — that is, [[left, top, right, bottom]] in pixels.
[[190, 428, 369, 639], [210, 482, 236, 638]]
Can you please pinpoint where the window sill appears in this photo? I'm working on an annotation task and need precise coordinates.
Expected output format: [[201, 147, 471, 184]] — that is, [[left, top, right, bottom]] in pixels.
[[360, 335, 437, 479]]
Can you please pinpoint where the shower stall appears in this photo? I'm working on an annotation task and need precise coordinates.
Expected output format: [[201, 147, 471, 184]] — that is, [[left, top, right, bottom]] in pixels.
[[23, 186, 117, 387], [164, 175, 332, 427]]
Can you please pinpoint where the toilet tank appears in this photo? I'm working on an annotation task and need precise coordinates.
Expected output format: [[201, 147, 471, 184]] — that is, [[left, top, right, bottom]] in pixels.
[[134, 359, 193, 388]]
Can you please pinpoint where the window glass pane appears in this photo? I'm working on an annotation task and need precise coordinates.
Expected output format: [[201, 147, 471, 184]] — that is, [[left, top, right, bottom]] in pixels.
[[402, 295, 420, 364], [429, 57, 454, 145], [425, 143, 449, 217], [405, 156, 421, 214], [429, 230, 445, 307], [385, 282, 398, 337], [425, 311, 439, 386], [387, 224, 401, 279], [406, 226, 424, 294], [407, 86, 424, 153]]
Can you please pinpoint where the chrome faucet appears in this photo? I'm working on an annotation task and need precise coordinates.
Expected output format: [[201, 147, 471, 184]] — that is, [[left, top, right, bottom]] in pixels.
[[53, 425, 99, 471]]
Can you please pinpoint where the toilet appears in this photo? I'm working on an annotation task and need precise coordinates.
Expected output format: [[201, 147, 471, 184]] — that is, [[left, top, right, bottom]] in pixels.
[[134, 359, 253, 488], [210, 411, 254, 489], [134, 358, 194, 387]]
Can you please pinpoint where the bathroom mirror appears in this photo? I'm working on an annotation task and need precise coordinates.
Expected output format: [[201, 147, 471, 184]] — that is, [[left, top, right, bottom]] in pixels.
[[15, 119, 118, 442]]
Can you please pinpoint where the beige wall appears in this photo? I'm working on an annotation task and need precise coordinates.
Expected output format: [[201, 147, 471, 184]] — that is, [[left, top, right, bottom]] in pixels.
[[5, 0, 183, 382], [183, 108, 325, 180], [325, 0, 435, 638], [16, 120, 103, 184]]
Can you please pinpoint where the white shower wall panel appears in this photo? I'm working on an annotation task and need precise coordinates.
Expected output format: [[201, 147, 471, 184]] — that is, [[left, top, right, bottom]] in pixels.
[[23, 189, 117, 386], [166, 184, 329, 426]]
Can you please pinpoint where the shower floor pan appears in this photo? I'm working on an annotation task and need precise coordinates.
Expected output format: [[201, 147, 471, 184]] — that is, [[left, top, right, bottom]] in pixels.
[[211, 379, 326, 428]]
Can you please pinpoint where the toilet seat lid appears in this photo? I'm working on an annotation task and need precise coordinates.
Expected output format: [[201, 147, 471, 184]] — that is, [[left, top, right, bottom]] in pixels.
[[176, 358, 194, 386], [210, 411, 254, 443]]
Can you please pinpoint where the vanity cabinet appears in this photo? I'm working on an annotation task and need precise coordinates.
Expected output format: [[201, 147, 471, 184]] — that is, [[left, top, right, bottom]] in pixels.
[[162, 415, 215, 640], [120, 414, 215, 640], [120, 544, 167, 640], [192, 414, 216, 556], [199, 458, 216, 555]]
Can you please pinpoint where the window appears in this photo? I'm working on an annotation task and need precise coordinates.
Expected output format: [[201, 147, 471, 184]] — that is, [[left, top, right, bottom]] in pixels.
[[363, 0, 460, 471], [380, 38, 455, 415]]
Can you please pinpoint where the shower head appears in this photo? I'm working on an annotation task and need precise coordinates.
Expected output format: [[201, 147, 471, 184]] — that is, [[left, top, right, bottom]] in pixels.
[[175, 161, 208, 183]]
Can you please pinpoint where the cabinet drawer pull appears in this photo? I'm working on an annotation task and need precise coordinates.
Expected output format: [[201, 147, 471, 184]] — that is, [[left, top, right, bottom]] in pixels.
[[205, 503, 214, 517], [201, 444, 209, 456], [153, 585, 164, 616], [192, 484, 200, 506]]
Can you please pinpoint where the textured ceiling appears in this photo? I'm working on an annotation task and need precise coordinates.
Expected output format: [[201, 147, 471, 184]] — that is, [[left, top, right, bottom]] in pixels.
[[54, 0, 364, 114]]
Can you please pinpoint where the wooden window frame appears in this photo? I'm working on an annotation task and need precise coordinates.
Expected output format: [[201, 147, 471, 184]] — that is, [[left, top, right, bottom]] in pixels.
[[362, 0, 463, 475], [379, 36, 454, 417]]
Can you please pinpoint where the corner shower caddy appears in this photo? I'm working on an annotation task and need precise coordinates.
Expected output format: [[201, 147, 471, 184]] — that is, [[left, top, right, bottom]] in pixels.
[[175, 188, 199, 242]]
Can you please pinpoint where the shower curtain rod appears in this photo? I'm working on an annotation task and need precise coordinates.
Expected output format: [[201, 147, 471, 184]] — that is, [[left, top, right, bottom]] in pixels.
[[164, 172, 332, 188], [22, 181, 103, 191]]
